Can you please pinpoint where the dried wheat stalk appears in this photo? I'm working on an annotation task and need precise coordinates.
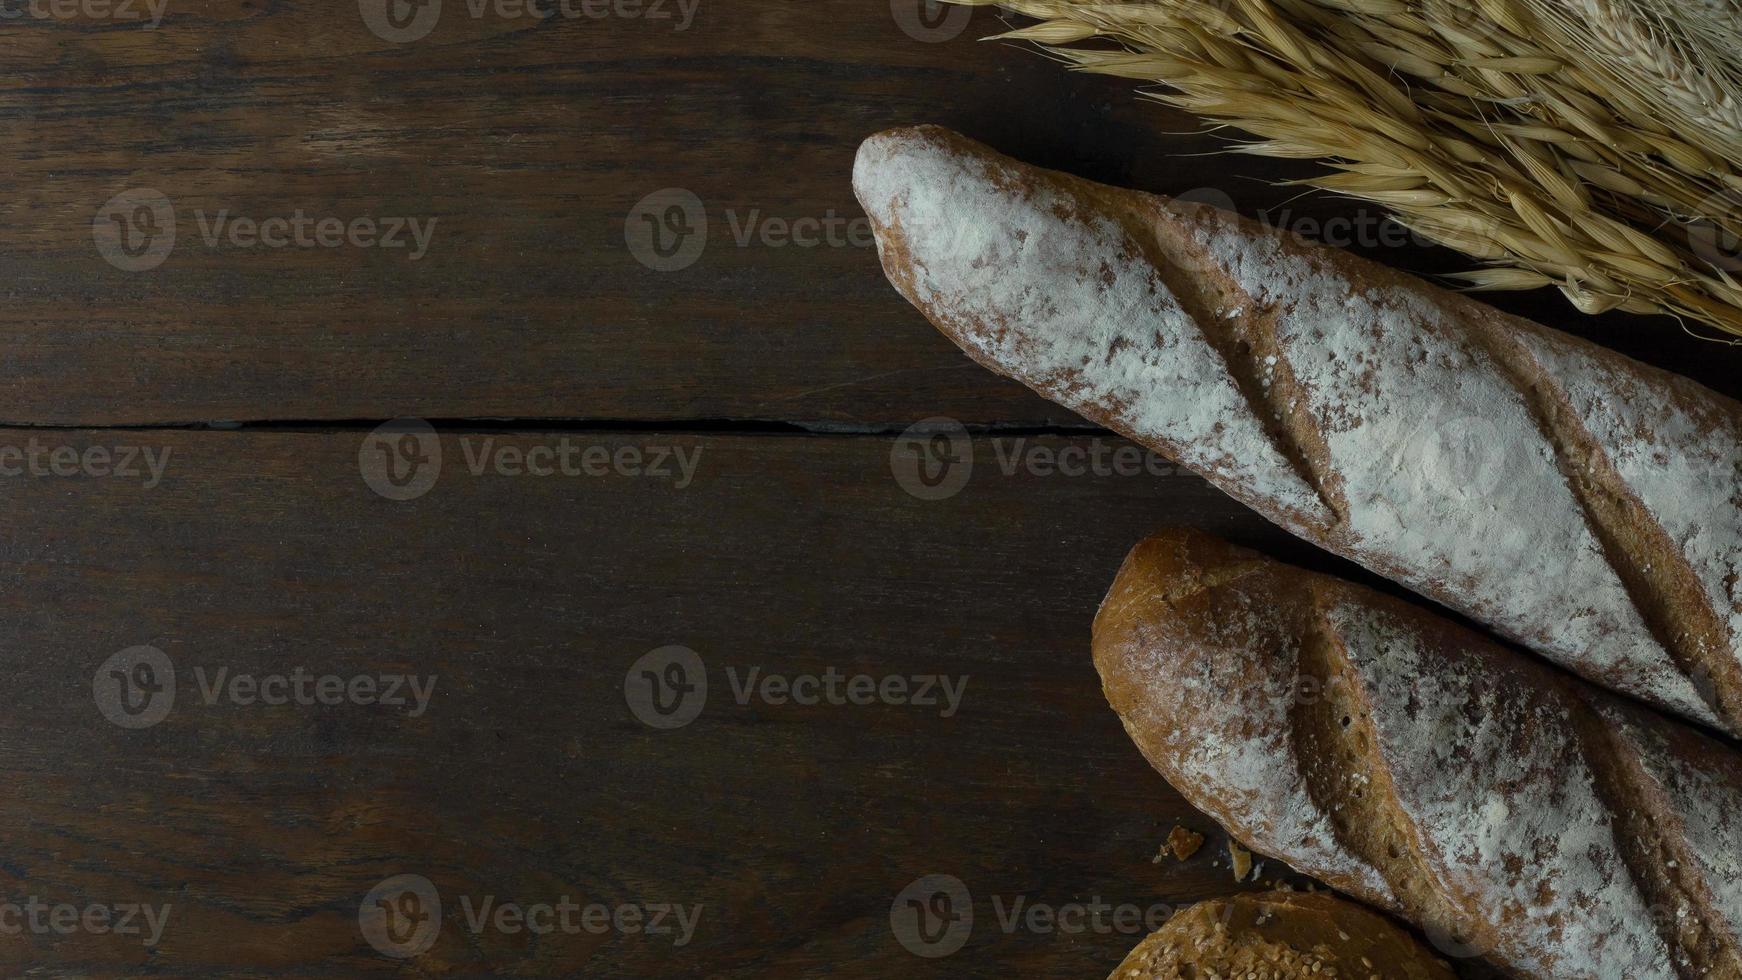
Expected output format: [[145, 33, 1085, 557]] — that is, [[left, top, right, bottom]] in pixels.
[[1533, 0, 1742, 158], [942, 0, 1742, 339]]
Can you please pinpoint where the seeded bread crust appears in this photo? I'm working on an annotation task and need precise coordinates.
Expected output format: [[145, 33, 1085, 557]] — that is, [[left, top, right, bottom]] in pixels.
[[853, 125, 1742, 737], [1111, 891, 1454, 980], [1093, 528, 1742, 980]]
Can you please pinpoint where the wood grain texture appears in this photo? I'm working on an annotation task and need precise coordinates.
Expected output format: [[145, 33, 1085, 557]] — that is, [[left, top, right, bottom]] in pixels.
[[0, 427, 1370, 976], [3, 0, 1737, 426], [6, 2, 1734, 977]]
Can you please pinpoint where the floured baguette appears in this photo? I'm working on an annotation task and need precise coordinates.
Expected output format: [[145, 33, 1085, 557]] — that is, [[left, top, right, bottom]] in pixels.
[[1094, 527, 1742, 980], [853, 125, 1742, 736], [1112, 890, 1454, 980]]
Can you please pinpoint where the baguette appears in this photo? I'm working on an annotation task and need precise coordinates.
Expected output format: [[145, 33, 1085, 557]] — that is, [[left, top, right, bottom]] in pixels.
[[853, 125, 1742, 736], [1093, 527, 1742, 980], [1111, 890, 1454, 980]]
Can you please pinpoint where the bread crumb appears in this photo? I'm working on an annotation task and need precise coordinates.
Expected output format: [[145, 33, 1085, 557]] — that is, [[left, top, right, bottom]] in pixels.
[[1165, 825, 1206, 861], [1229, 840, 1253, 882]]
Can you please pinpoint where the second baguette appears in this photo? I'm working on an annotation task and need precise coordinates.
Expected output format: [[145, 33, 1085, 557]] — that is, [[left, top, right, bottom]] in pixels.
[[1094, 528, 1742, 980]]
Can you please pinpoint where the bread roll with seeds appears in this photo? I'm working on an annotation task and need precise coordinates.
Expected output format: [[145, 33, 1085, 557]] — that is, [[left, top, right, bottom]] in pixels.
[[1112, 890, 1453, 980], [1093, 528, 1742, 980], [852, 124, 1742, 737]]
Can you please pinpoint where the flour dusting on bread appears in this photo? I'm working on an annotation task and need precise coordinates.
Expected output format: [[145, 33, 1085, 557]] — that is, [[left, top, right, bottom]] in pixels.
[[1330, 599, 1674, 979], [853, 127, 1332, 528], [1093, 529, 1742, 980], [856, 124, 1742, 734], [1181, 213, 1709, 721]]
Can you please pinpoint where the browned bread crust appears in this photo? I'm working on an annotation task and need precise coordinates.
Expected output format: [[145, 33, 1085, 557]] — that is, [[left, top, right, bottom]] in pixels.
[[854, 124, 1742, 737], [1093, 528, 1742, 980], [1111, 890, 1454, 980]]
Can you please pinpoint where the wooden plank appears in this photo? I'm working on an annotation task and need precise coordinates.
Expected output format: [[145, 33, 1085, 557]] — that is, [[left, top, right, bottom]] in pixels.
[[5, 0, 1735, 426], [0, 426, 1382, 976], [0, 0, 1188, 426]]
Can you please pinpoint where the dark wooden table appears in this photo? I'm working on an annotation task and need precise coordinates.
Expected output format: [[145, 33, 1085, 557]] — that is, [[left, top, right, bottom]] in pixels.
[[7, 1, 1739, 975]]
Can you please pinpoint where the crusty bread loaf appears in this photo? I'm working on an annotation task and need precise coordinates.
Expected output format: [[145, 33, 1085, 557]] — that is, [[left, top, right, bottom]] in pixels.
[[853, 124, 1742, 736], [1112, 890, 1454, 980], [1093, 527, 1742, 980]]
